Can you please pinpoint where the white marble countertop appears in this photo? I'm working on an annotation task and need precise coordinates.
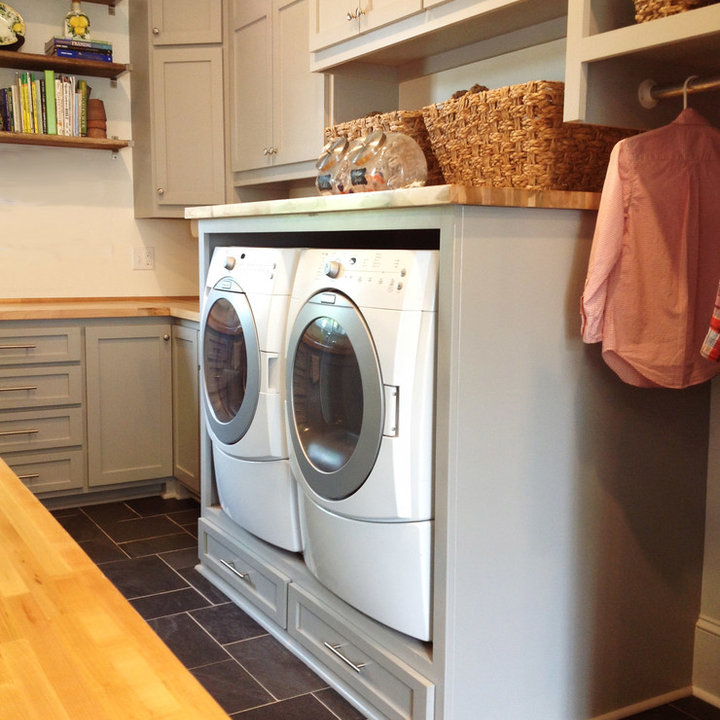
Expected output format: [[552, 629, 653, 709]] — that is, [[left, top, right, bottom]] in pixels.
[[185, 185, 601, 220]]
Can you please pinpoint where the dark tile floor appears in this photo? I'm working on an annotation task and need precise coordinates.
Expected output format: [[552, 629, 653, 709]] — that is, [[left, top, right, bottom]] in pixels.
[[52, 495, 365, 720], [52, 496, 720, 720]]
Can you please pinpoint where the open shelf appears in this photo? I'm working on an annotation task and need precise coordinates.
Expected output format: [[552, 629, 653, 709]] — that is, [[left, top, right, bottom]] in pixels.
[[0, 131, 129, 152], [0, 49, 129, 80]]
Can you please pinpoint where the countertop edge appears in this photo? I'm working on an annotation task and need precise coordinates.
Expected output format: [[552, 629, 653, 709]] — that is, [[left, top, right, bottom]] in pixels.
[[0, 298, 200, 323], [185, 184, 601, 220]]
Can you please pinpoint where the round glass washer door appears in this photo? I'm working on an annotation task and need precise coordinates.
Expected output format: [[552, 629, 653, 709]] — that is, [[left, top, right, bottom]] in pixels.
[[201, 284, 260, 445], [286, 291, 383, 501]]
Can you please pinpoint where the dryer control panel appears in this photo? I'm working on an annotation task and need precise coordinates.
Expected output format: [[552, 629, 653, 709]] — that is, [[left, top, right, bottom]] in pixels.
[[294, 249, 438, 312]]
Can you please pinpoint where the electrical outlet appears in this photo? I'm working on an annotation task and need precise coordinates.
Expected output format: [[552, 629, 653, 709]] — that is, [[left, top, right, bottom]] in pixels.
[[132, 247, 155, 270]]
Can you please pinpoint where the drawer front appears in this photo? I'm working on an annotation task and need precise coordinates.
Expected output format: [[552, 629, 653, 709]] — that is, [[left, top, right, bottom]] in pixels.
[[0, 366, 83, 410], [201, 521, 289, 628], [0, 407, 84, 453], [5, 449, 85, 493], [288, 585, 434, 720], [0, 327, 82, 365]]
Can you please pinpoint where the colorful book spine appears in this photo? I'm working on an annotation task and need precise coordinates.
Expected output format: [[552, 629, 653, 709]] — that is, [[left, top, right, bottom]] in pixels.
[[44, 69, 57, 135], [55, 76, 64, 136], [45, 36, 113, 51], [51, 48, 113, 62], [31, 78, 41, 134]]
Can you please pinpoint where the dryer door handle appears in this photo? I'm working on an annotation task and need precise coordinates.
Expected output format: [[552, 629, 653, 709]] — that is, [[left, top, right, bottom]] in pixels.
[[383, 384, 399, 437], [263, 352, 279, 393]]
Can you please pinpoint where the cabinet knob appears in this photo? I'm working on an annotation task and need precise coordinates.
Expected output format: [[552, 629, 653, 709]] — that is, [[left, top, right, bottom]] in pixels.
[[156, 187, 165, 195], [163, 334, 170, 341], [347, 6, 364, 20], [152, 27, 160, 35]]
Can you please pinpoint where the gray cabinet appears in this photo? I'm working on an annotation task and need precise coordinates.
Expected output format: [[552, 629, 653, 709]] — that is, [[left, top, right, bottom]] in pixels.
[[172, 322, 200, 494], [0, 326, 86, 494], [85, 322, 173, 487], [130, 0, 226, 218]]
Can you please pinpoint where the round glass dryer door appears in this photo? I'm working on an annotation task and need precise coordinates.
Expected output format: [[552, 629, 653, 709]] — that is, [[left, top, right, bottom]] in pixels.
[[201, 284, 260, 445], [286, 291, 383, 500]]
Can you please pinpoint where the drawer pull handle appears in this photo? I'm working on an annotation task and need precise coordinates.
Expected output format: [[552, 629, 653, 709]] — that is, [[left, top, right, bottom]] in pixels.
[[322, 642, 366, 673], [0, 344, 37, 350], [219, 558, 251, 582], [17, 473, 40, 481], [0, 385, 38, 392], [0, 428, 39, 437]]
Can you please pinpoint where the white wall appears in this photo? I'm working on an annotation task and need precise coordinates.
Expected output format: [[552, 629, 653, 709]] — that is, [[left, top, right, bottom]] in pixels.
[[0, 0, 198, 299]]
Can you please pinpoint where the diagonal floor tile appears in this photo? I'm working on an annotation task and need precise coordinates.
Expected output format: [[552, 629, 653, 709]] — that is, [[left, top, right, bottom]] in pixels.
[[191, 603, 267, 644], [314, 688, 367, 720], [100, 555, 189, 599], [148, 613, 229, 668], [192, 659, 274, 714], [121, 532, 197, 557], [227, 635, 327, 700], [130, 587, 212, 620], [229, 693, 341, 719], [101, 515, 182, 543]]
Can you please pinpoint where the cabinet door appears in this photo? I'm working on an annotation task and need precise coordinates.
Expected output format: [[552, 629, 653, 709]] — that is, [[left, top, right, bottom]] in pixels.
[[172, 324, 200, 494], [273, 0, 325, 167], [152, 46, 226, 206], [310, 0, 423, 51], [230, 0, 274, 172], [151, 0, 223, 45], [86, 323, 172, 487]]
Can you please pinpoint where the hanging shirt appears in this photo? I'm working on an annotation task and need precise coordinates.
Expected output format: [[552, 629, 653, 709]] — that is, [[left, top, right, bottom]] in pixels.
[[581, 108, 720, 388]]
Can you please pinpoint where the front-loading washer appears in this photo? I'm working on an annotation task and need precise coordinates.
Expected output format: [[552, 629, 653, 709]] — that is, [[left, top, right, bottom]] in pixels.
[[284, 248, 438, 640], [201, 246, 302, 551]]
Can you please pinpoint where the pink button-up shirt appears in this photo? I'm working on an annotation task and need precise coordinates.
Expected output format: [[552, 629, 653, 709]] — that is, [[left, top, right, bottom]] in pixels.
[[581, 108, 720, 388]]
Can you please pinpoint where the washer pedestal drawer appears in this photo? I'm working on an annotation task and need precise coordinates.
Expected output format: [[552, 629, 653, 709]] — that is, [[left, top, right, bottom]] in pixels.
[[200, 518, 290, 628], [288, 584, 435, 720]]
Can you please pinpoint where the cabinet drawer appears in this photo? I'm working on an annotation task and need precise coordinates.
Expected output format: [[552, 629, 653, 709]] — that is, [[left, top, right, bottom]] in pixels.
[[0, 407, 84, 453], [0, 327, 81, 365], [5, 449, 85, 493], [201, 521, 289, 628], [0, 366, 82, 410], [288, 585, 434, 720]]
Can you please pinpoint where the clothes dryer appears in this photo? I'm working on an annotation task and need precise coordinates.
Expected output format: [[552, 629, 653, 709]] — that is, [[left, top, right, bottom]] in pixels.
[[285, 248, 438, 640], [201, 246, 302, 551]]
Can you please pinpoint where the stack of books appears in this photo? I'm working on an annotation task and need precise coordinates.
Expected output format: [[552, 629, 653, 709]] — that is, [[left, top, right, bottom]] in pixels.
[[45, 36, 113, 63], [0, 70, 92, 137]]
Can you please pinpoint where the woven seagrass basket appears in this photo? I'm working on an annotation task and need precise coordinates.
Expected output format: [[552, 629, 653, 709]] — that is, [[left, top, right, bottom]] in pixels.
[[421, 80, 637, 192], [324, 109, 445, 186], [633, 0, 717, 22]]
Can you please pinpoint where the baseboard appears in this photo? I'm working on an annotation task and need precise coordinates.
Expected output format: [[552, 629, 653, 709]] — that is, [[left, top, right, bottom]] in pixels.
[[694, 616, 720, 702], [591, 688, 692, 720]]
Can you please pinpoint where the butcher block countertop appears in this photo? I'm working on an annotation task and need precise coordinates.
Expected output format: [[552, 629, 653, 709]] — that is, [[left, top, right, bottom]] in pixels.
[[0, 297, 200, 323], [0, 457, 229, 720], [185, 184, 601, 220]]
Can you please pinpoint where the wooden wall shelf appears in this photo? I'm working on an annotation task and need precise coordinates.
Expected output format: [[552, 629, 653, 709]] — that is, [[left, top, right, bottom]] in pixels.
[[0, 131, 129, 152], [0, 49, 129, 80]]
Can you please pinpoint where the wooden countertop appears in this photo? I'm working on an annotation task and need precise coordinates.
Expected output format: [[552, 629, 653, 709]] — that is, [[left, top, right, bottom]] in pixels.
[[0, 457, 229, 720], [0, 297, 200, 323], [185, 184, 602, 220]]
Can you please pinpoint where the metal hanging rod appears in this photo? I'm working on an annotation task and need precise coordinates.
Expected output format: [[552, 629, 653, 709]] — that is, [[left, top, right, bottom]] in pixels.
[[639, 74, 720, 108]]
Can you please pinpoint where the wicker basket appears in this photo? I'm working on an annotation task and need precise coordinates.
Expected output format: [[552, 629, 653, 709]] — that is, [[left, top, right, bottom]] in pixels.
[[324, 110, 445, 186], [422, 80, 637, 192], [633, 0, 717, 22]]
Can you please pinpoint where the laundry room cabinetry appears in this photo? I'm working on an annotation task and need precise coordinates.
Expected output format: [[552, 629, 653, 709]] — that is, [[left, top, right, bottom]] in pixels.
[[85, 321, 173, 487], [309, 0, 568, 71], [171, 322, 200, 494], [129, 0, 226, 218], [563, 0, 720, 129], [309, 0, 423, 51], [229, 0, 398, 188], [0, 326, 86, 494]]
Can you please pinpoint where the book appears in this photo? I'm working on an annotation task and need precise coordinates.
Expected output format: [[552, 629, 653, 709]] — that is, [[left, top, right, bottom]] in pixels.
[[45, 35, 112, 52], [31, 78, 41, 134], [44, 69, 57, 135], [50, 48, 113, 62], [55, 76, 64, 136]]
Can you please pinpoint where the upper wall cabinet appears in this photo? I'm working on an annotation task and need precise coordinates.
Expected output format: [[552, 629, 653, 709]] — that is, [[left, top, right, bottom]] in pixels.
[[309, 0, 567, 71], [151, 0, 223, 44], [564, 0, 720, 130], [129, 0, 226, 218], [309, 0, 423, 51], [229, 0, 398, 188]]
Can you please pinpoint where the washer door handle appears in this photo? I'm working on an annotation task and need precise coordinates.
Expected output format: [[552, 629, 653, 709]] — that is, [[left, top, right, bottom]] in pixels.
[[382, 384, 399, 437]]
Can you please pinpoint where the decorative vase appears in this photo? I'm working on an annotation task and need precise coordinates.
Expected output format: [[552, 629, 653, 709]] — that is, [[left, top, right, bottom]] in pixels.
[[64, 0, 90, 40]]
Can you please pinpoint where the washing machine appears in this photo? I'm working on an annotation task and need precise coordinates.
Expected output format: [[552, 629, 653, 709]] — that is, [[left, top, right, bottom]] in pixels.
[[284, 248, 438, 640], [201, 246, 302, 551]]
